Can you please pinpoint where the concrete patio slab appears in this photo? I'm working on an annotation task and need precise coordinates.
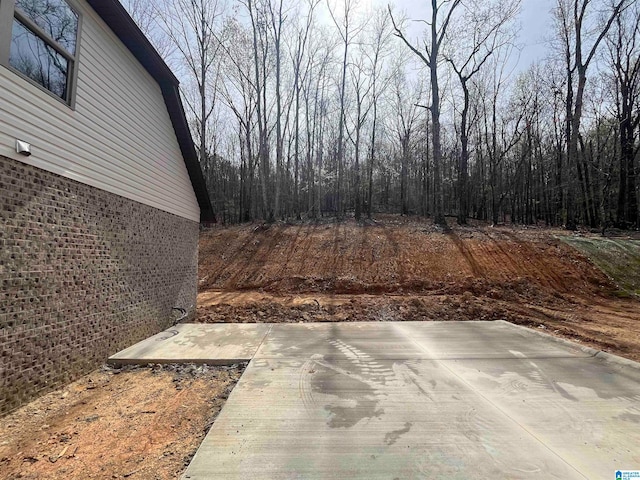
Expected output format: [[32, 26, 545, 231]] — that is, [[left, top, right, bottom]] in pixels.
[[182, 321, 640, 480], [108, 323, 271, 365], [256, 320, 596, 360]]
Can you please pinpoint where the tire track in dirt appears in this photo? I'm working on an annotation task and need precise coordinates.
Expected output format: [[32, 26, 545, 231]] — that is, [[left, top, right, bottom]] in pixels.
[[446, 231, 484, 277], [198, 219, 633, 297], [500, 230, 583, 292], [379, 223, 405, 286], [275, 224, 304, 282], [277, 223, 322, 290], [472, 229, 569, 291], [226, 226, 284, 290], [298, 223, 320, 278], [475, 230, 527, 281], [200, 228, 256, 289], [328, 222, 345, 281], [202, 223, 606, 298], [206, 228, 262, 289]]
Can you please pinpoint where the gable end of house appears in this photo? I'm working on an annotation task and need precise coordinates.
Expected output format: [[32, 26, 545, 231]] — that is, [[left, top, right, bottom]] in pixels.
[[85, 0, 214, 223]]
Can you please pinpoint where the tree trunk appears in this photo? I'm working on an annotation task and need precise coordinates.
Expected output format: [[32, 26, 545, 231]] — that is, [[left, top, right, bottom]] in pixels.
[[457, 82, 470, 224], [430, 1, 446, 226]]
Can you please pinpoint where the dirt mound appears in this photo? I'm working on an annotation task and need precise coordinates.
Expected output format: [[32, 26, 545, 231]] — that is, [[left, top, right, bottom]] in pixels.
[[197, 293, 527, 324], [197, 216, 640, 362], [198, 217, 613, 297]]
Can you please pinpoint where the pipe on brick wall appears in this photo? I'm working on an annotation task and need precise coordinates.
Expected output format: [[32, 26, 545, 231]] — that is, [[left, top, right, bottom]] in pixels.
[[172, 307, 188, 326]]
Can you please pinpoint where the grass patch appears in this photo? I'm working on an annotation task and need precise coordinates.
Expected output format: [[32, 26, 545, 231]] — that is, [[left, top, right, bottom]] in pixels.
[[561, 236, 640, 297]]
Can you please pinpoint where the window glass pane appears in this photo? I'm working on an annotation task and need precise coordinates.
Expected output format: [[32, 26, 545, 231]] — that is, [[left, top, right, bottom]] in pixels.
[[15, 0, 78, 55], [10, 18, 69, 100]]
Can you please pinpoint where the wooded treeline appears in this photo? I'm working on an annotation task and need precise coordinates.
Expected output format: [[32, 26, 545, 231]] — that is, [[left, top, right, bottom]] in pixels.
[[124, 0, 640, 229]]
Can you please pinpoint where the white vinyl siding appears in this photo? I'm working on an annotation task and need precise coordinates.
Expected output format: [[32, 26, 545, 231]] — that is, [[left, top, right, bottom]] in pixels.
[[0, 0, 200, 222]]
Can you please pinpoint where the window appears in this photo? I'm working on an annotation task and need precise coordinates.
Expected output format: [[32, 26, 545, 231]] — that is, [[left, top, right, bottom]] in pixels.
[[0, 0, 80, 105]]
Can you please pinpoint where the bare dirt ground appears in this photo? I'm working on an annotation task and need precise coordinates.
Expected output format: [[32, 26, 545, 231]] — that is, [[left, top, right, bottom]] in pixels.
[[198, 215, 640, 362], [0, 364, 244, 480]]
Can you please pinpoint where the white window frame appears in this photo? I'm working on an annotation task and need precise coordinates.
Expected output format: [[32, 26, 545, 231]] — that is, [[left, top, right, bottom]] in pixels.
[[0, 0, 82, 108]]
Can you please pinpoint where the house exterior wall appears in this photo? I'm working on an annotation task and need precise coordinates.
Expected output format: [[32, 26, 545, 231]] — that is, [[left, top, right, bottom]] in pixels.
[[0, 155, 199, 416], [0, 0, 200, 222]]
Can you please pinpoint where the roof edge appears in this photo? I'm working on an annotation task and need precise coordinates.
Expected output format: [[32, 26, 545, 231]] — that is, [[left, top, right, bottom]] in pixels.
[[85, 0, 178, 85], [161, 82, 216, 223]]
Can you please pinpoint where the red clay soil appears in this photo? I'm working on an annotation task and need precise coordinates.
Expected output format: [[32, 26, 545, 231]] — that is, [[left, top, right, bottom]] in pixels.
[[197, 216, 640, 362], [0, 364, 244, 480]]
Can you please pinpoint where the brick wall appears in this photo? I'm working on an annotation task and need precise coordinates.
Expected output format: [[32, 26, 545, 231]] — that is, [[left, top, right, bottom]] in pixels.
[[0, 155, 199, 416]]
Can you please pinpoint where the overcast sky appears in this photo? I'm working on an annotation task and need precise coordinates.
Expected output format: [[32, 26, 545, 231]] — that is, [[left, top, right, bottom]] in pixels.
[[518, 0, 556, 65]]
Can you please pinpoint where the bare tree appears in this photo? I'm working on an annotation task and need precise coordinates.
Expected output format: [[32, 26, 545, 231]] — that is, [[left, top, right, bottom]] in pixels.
[[267, 0, 287, 218], [475, 46, 526, 224], [242, 0, 273, 220], [218, 18, 259, 221], [444, 0, 520, 224], [121, 0, 174, 58], [391, 71, 423, 216], [302, 31, 335, 218], [328, 0, 366, 218], [290, 0, 321, 219], [364, 8, 393, 219], [606, 2, 640, 227], [346, 55, 373, 220], [390, 0, 464, 226], [157, 0, 225, 167], [122, 0, 640, 229], [554, 0, 631, 229]]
